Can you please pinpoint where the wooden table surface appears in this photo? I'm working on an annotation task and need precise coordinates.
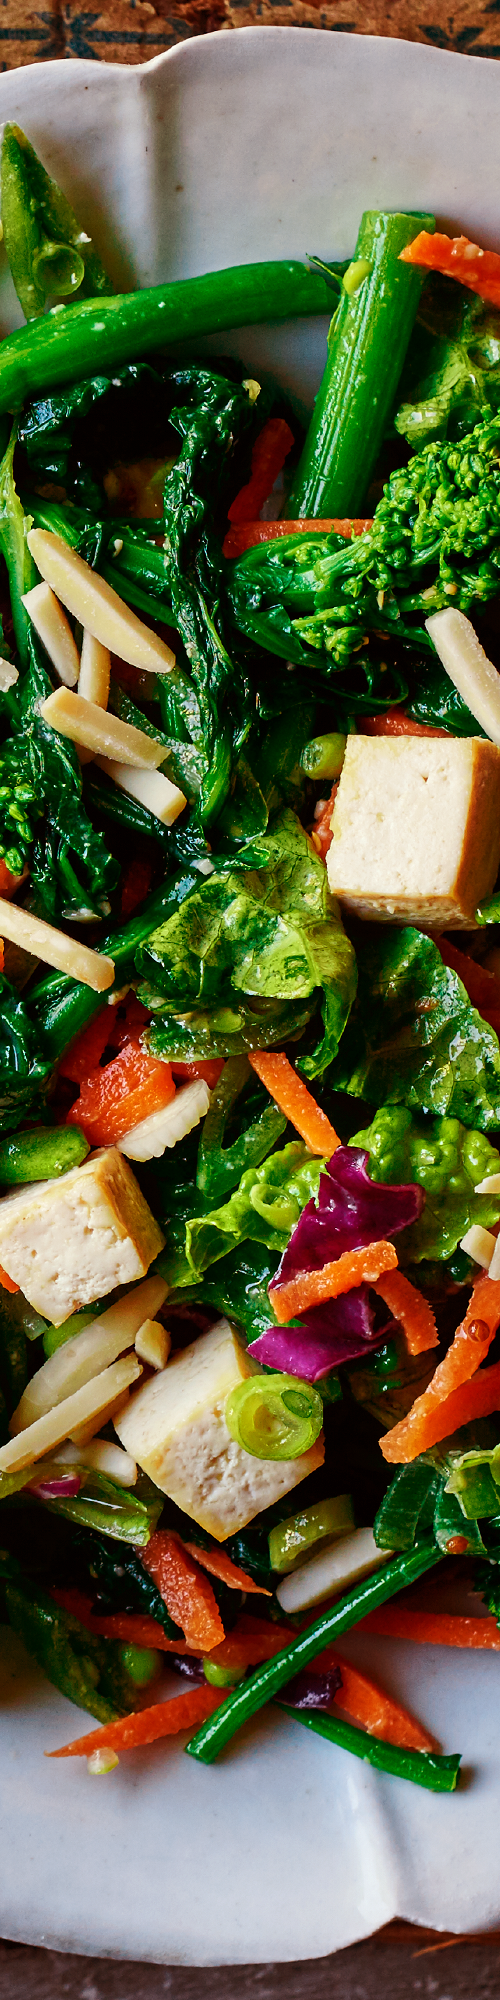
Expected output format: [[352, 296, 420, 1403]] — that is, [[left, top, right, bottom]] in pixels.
[[2, 1926, 500, 1997]]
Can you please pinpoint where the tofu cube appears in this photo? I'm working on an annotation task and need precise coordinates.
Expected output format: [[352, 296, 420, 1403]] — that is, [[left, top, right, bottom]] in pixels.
[[115, 1317, 325, 1540], [327, 734, 500, 928], [0, 1147, 164, 1324]]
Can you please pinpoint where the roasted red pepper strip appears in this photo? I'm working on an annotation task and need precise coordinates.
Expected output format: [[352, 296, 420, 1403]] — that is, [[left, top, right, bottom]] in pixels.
[[228, 418, 294, 525]]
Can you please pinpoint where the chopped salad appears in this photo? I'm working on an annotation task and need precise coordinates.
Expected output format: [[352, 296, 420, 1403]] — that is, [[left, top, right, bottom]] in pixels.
[[4, 126, 500, 1793]]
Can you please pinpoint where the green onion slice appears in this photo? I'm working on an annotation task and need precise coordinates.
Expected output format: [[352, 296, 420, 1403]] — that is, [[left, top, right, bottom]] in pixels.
[[225, 1373, 323, 1460]]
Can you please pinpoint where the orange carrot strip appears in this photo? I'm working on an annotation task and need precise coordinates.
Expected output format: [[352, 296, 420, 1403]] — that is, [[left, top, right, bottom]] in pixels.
[[141, 1531, 224, 1651], [325, 1649, 437, 1751], [359, 710, 450, 739], [228, 419, 295, 525], [49, 1588, 202, 1653], [66, 1038, 175, 1146], [0, 1264, 19, 1294], [311, 783, 338, 862], [46, 1685, 225, 1758], [222, 517, 371, 558], [381, 1353, 500, 1462], [400, 230, 500, 307], [183, 1542, 272, 1596], [381, 1275, 500, 1463], [59, 1008, 111, 1082], [360, 1609, 500, 1648], [248, 1050, 340, 1157], [271, 1239, 398, 1326], [374, 1269, 438, 1356], [207, 1622, 295, 1672]]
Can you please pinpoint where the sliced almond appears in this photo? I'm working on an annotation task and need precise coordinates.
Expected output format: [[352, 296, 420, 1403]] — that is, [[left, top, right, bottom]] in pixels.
[[27, 529, 175, 675], [0, 896, 114, 991], [96, 756, 186, 825], [11, 1273, 168, 1433], [0, 1353, 142, 1474], [79, 629, 110, 708], [22, 580, 80, 687], [135, 1318, 171, 1370], [40, 688, 167, 768], [426, 608, 500, 746]]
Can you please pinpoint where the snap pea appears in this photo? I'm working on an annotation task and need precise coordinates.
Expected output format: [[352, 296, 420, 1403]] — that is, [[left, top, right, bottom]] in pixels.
[[300, 733, 346, 780], [278, 1709, 460, 1792], [1, 124, 113, 322], [0, 262, 330, 416], [185, 1539, 443, 1764], [288, 212, 434, 520], [0, 1124, 88, 1184]]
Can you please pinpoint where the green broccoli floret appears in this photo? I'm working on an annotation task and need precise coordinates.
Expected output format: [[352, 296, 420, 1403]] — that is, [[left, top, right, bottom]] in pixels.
[[227, 411, 500, 674]]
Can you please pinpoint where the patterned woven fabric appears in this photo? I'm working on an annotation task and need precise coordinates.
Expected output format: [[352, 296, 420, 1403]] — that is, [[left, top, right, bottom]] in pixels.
[[0, 0, 498, 72]]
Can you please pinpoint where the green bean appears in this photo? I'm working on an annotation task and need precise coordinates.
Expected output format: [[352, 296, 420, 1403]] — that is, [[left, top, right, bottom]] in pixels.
[[185, 1539, 443, 1764], [278, 1708, 461, 1792], [300, 732, 346, 779], [0, 1124, 88, 1184], [288, 212, 434, 520], [0, 262, 330, 416]]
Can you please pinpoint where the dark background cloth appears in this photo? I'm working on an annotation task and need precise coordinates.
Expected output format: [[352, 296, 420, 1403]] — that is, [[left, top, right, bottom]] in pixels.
[[0, 0, 499, 75]]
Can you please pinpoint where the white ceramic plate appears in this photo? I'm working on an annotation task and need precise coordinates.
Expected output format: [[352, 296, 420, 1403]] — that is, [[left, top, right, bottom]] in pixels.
[[1, 25, 500, 1963]]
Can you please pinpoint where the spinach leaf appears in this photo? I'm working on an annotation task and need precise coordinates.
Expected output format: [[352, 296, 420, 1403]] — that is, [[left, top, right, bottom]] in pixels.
[[71, 1530, 182, 1639], [139, 809, 356, 1076], [394, 275, 500, 447], [0, 631, 118, 920], [0, 971, 51, 1133], [330, 926, 500, 1133], [167, 1242, 284, 1347], [352, 1105, 500, 1262]]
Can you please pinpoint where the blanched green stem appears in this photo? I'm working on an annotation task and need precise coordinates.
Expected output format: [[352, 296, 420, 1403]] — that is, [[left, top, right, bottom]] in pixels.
[[278, 1708, 460, 1792], [185, 1539, 443, 1764], [0, 262, 330, 416], [288, 211, 435, 520]]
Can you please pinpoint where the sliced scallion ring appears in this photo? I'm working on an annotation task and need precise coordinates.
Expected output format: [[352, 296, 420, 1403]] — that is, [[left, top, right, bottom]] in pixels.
[[225, 1372, 323, 1460]]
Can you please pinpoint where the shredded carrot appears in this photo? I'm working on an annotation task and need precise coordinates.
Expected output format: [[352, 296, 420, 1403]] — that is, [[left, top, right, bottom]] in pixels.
[[206, 1618, 295, 1673], [141, 1531, 224, 1651], [50, 1588, 204, 1653], [59, 1008, 111, 1082], [46, 1684, 226, 1758], [120, 855, 153, 921], [311, 784, 338, 862], [400, 229, 500, 308], [384, 1353, 500, 1461], [183, 1542, 272, 1595], [271, 1239, 398, 1326], [222, 517, 371, 558], [435, 936, 500, 1036], [319, 1648, 437, 1750], [248, 1049, 340, 1157], [374, 1269, 438, 1356], [66, 1037, 175, 1146], [381, 1275, 500, 1463], [0, 1264, 19, 1294], [360, 1609, 500, 1648], [359, 710, 450, 739], [0, 941, 4, 974], [228, 419, 295, 526]]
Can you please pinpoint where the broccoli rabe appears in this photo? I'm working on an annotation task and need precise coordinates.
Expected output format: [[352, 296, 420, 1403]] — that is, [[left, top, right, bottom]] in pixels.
[[227, 411, 500, 676]]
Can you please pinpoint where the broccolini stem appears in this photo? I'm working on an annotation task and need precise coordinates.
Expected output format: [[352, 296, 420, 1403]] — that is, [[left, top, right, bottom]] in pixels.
[[288, 211, 435, 521], [0, 262, 330, 415], [185, 1538, 443, 1764]]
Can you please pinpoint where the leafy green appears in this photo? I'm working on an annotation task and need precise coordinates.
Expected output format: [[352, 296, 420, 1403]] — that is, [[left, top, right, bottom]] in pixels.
[[139, 809, 356, 1077], [330, 926, 500, 1133], [0, 631, 118, 919], [394, 276, 500, 447], [226, 412, 500, 700], [352, 1105, 500, 1262], [3, 1567, 134, 1722], [71, 1530, 182, 1639], [0, 970, 51, 1133], [185, 1141, 323, 1281], [0, 421, 37, 665]]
